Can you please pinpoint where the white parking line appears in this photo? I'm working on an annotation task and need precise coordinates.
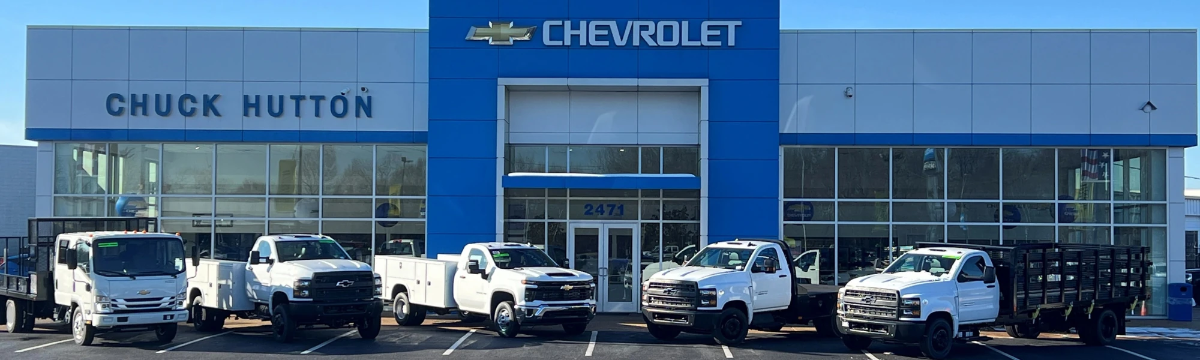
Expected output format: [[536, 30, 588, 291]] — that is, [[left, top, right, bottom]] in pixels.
[[860, 350, 880, 360], [1106, 345, 1157, 360], [721, 345, 733, 358], [971, 341, 1020, 360], [443, 329, 476, 356], [584, 331, 597, 356], [156, 331, 233, 354], [14, 339, 73, 353], [300, 330, 357, 355]]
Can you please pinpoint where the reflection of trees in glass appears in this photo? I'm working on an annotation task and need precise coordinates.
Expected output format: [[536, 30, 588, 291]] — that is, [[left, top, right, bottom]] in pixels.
[[1002, 149, 1055, 200], [110, 144, 158, 194], [947, 148, 999, 199], [783, 148, 834, 198], [838, 148, 889, 199], [377, 146, 427, 196], [163, 145, 213, 194], [321, 146, 372, 195]]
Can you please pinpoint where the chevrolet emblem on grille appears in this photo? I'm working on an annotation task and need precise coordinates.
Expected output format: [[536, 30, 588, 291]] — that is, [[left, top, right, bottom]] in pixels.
[[664, 288, 679, 295], [861, 296, 875, 304], [561, 284, 574, 291], [336, 280, 355, 288], [137, 290, 150, 295]]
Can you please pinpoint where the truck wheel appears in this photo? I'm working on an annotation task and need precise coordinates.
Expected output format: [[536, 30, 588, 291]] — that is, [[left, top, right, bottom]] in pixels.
[[1005, 323, 1041, 339], [155, 323, 178, 344], [0, 296, 6, 323], [393, 292, 424, 326], [492, 301, 521, 338], [841, 335, 872, 350], [919, 318, 953, 360], [271, 304, 298, 343], [1080, 309, 1118, 346], [646, 322, 681, 341], [458, 311, 485, 323], [815, 316, 839, 337], [6, 299, 27, 334], [191, 297, 225, 332], [358, 315, 382, 340], [71, 307, 95, 346], [562, 323, 588, 335], [711, 307, 749, 346]]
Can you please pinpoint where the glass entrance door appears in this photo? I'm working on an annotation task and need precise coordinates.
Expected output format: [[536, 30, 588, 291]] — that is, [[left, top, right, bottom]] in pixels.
[[568, 223, 640, 313]]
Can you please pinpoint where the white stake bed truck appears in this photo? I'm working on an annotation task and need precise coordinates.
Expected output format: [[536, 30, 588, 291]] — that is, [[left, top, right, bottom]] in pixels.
[[641, 239, 841, 345], [376, 242, 596, 338], [1, 217, 188, 346], [185, 234, 384, 342], [836, 242, 1150, 359]]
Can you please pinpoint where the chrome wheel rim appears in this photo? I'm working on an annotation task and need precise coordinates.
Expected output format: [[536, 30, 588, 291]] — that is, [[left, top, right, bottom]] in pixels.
[[72, 310, 84, 341], [496, 308, 512, 329]]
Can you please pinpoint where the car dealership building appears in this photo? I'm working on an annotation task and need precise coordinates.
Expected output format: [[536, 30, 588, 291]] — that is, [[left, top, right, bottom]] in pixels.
[[23, 0, 1197, 316]]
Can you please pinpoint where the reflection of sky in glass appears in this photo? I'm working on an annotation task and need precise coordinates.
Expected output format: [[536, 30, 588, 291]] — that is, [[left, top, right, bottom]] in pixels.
[[506, 145, 698, 175]]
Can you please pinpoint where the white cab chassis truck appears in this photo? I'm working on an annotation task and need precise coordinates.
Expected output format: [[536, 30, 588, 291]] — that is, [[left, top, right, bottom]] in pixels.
[[376, 242, 596, 338], [0, 217, 188, 346], [836, 242, 1150, 359], [641, 239, 841, 345], [186, 234, 384, 343]]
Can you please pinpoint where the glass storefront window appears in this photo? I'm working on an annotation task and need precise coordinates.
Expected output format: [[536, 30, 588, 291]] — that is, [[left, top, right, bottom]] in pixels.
[[322, 145, 373, 195], [107, 143, 160, 195], [892, 202, 944, 223], [783, 147, 835, 199], [322, 221, 372, 264], [53, 197, 107, 216], [948, 225, 1000, 246], [568, 146, 639, 174], [377, 145, 427, 196], [838, 202, 888, 222], [1114, 149, 1167, 202], [947, 148, 999, 199], [838, 225, 889, 283], [1114, 204, 1167, 224], [784, 224, 834, 285], [269, 198, 320, 218], [507, 145, 547, 173], [323, 198, 373, 218], [1059, 148, 1112, 201], [374, 199, 426, 220], [892, 225, 945, 250], [160, 197, 212, 218], [662, 147, 699, 176], [641, 148, 661, 174], [1114, 226, 1167, 315], [163, 144, 213, 195], [893, 148, 943, 199], [213, 220, 262, 262], [54, 143, 109, 194], [161, 219, 211, 260], [547, 222, 568, 266], [216, 145, 266, 195], [1003, 226, 1054, 245], [1002, 148, 1055, 200], [783, 201, 835, 222], [215, 197, 266, 218], [269, 145, 320, 196], [1001, 203, 1055, 224], [268, 220, 317, 235], [1059, 226, 1112, 245], [838, 148, 889, 199], [375, 221, 426, 258]]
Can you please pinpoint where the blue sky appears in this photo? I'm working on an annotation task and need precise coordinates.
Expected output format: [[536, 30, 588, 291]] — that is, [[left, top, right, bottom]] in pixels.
[[0, 0, 1197, 185]]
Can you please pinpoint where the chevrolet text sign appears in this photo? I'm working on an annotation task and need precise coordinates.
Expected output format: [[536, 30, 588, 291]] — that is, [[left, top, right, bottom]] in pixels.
[[467, 20, 742, 47]]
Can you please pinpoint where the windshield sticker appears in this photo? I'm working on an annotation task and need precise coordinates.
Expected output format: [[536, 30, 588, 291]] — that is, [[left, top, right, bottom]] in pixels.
[[319, 239, 336, 244], [492, 251, 510, 258], [942, 255, 961, 260], [96, 242, 118, 248]]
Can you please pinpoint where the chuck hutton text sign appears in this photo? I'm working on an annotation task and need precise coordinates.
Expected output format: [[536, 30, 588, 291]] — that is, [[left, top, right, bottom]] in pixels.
[[467, 20, 742, 47], [105, 93, 374, 118]]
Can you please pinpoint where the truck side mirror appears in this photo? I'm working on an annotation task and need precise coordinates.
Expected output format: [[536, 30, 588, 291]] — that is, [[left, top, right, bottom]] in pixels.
[[191, 246, 200, 267], [983, 267, 996, 283], [249, 251, 261, 265], [467, 260, 482, 274], [65, 249, 78, 270]]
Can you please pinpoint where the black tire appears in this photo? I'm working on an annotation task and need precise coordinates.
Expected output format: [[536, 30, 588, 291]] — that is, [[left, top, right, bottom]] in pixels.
[[919, 318, 954, 360], [191, 297, 225, 332], [841, 335, 872, 350], [156, 323, 178, 344], [1005, 323, 1041, 339], [815, 316, 839, 337], [711, 307, 749, 346], [562, 323, 588, 335], [0, 296, 6, 323], [5, 298, 23, 334], [458, 311, 485, 323], [71, 307, 95, 346], [1080, 309, 1119, 346], [393, 292, 423, 326], [646, 320, 682, 341], [358, 315, 382, 340], [271, 304, 298, 343], [492, 301, 520, 338]]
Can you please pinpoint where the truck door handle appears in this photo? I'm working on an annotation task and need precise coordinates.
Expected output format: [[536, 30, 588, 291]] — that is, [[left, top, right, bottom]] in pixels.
[[778, 275, 787, 278], [987, 285, 996, 288]]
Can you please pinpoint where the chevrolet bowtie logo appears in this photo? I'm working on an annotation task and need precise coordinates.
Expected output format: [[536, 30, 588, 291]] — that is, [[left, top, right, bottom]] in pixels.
[[466, 22, 536, 45]]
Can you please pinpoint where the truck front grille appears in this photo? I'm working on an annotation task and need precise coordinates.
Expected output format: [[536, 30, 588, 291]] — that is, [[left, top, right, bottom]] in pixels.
[[112, 297, 175, 313], [527, 281, 594, 302], [311, 271, 376, 302], [842, 288, 900, 320], [645, 281, 698, 310]]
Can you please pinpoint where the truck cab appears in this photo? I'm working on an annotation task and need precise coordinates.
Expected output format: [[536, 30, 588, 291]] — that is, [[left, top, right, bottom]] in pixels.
[[642, 239, 840, 345], [56, 231, 190, 345]]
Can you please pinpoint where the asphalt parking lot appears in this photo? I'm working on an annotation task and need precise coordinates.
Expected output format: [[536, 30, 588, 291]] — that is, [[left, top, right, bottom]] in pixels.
[[2, 314, 1196, 359]]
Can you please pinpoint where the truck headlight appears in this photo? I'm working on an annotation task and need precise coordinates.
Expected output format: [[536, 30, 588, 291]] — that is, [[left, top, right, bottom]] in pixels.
[[176, 289, 187, 309], [95, 295, 112, 314], [373, 275, 383, 296], [698, 289, 718, 307], [294, 279, 312, 298], [900, 297, 921, 318]]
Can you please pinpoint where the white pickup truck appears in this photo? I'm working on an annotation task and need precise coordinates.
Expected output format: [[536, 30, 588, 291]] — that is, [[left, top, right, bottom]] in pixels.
[[837, 242, 1150, 359], [376, 242, 596, 338], [185, 234, 384, 342], [641, 239, 841, 345]]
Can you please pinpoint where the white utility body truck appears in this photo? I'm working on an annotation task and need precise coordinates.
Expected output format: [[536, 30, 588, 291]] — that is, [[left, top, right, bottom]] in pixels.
[[641, 239, 841, 345], [837, 242, 1150, 359], [185, 234, 383, 343], [1, 217, 188, 346], [376, 242, 596, 338]]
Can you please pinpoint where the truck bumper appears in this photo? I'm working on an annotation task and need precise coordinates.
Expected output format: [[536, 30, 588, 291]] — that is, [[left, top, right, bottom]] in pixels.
[[514, 303, 596, 326], [642, 308, 722, 332], [89, 310, 188, 329], [837, 315, 926, 344], [288, 298, 383, 323]]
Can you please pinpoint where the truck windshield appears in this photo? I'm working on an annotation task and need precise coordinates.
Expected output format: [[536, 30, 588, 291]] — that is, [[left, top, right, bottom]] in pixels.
[[490, 249, 558, 269], [883, 253, 959, 277], [684, 248, 756, 270], [92, 237, 186, 277], [276, 240, 352, 262]]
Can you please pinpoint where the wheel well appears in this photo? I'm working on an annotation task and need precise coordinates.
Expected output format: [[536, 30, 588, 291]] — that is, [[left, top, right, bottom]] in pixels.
[[271, 292, 290, 309], [723, 300, 748, 315], [926, 311, 953, 329], [490, 291, 515, 313], [189, 289, 203, 304], [391, 284, 408, 298]]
